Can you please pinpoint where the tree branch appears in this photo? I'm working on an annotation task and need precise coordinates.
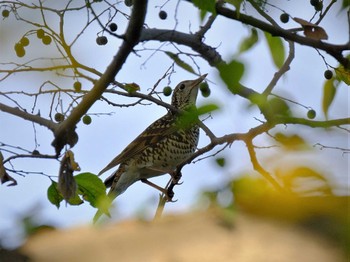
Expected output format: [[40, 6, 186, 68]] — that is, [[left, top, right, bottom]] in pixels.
[[216, 4, 350, 68], [140, 28, 223, 66], [0, 102, 57, 132], [51, 0, 148, 155]]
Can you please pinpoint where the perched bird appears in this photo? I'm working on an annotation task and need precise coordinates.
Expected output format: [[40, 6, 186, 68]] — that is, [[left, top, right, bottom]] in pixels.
[[95, 74, 207, 221]]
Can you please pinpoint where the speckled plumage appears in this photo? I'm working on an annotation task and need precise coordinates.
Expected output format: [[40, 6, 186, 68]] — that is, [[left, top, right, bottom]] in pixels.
[[98, 74, 207, 199]]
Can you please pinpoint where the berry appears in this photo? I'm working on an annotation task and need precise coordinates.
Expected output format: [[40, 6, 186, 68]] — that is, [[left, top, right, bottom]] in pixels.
[[199, 82, 211, 98], [14, 43, 25, 57], [36, 29, 45, 39], [73, 81, 82, 92], [20, 37, 30, 46], [32, 150, 40, 155], [109, 23, 118, 32], [42, 35, 52, 45], [163, 86, 172, 96], [280, 13, 289, 23], [310, 0, 319, 6], [307, 109, 316, 119], [324, 70, 333, 80], [82, 115, 92, 125], [2, 10, 10, 18], [96, 36, 108, 45], [159, 10, 167, 20], [124, 0, 133, 7], [314, 2, 323, 11], [54, 113, 65, 122]]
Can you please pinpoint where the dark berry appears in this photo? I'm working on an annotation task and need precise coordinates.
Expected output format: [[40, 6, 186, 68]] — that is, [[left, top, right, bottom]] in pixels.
[[14, 43, 25, 57], [159, 10, 167, 20], [109, 23, 118, 32], [36, 29, 45, 39], [32, 150, 40, 155], [307, 109, 316, 119], [42, 35, 52, 45], [82, 115, 92, 125], [280, 13, 289, 23], [96, 36, 108, 45], [73, 81, 82, 92], [124, 0, 133, 7], [2, 10, 10, 18], [54, 113, 65, 122], [314, 2, 323, 11], [324, 70, 333, 80], [310, 0, 319, 6], [163, 86, 172, 96], [20, 37, 30, 46]]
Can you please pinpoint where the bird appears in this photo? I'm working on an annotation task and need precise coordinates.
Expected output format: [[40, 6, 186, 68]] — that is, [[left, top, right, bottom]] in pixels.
[[94, 74, 207, 222]]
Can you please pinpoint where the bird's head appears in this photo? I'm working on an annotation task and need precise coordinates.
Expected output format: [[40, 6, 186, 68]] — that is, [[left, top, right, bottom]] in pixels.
[[171, 74, 207, 109]]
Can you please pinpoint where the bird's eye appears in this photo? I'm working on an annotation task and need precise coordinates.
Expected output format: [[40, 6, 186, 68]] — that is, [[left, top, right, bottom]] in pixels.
[[179, 84, 185, 90]]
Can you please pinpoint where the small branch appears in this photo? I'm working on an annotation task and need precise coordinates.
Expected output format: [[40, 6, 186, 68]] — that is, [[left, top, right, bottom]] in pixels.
[[244, 139, 284, 192], [263, 41, 295, 96], [0, 102, 58, 132]]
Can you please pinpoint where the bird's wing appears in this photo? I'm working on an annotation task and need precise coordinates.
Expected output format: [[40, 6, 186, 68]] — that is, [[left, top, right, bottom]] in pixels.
[[98, 113, 177, 176]]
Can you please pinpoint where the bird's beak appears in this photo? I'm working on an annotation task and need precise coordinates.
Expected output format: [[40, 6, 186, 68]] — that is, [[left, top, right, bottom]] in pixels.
[[190, 73, 207, 89]]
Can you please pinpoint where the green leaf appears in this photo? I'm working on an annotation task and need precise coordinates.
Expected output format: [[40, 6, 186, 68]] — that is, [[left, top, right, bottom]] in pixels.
[[192, 0, 216, 15], [196, 103, 219, 115], [238, 28, 258, 54], [75, 172, 107, 208], [217, 59, 245, 94], [322, 78, 337, 119], [264, 32, 285, 68], [47, 181, 63, 208], [165, 52, 196, 74], [176, 104, 219, 129]]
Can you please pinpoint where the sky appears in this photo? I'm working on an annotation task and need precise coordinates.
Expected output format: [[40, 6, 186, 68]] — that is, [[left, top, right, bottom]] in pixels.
[[0, 0, 349, 247]]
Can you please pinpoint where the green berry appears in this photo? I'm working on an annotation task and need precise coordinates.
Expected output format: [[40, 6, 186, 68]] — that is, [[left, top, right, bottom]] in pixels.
[[324, 70, 333, 80], [96, 36, 108, 45], [36, 29, 45, 39], [82, 115, 92, 125], [14, 43, 25, 57], [307, 109, 316, 119], [124, 0, 133, 7], [109, 23, 118, 32], [73, 81, 82, 92], [2, 10, 10, 18], [42, 35, 52, 45], [280, 13, 289, 23], [20, 37, 30, 46], [163, 86, 172, 96], [200, 82, 211, 98], [159, 10, 167, 20], [54, 113, 65, 122]]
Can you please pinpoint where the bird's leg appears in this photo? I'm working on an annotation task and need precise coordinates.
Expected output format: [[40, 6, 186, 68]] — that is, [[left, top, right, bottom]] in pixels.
[[170, 170, 182, 185], [140, 179, 174, 201]]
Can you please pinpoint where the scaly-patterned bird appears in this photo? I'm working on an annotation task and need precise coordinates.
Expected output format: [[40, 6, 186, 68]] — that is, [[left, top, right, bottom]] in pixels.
[[94, 74, 207, 222]]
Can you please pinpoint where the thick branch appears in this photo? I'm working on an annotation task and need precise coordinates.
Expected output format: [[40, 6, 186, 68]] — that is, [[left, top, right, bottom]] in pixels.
[[51, 0, 148, 154], [140, 28, 223, 66], [216, 5, 350, 68]]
